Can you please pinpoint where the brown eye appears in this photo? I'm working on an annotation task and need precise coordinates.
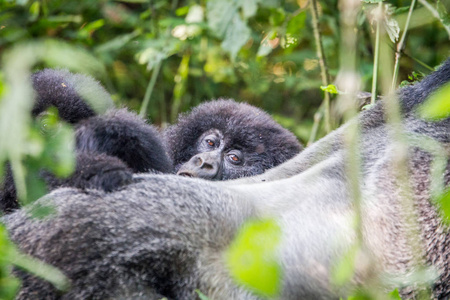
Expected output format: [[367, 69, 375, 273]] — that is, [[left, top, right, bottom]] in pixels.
[[229, 154, 239, 161], [226, 150, 243, 165], [206, 139, 215, 147]]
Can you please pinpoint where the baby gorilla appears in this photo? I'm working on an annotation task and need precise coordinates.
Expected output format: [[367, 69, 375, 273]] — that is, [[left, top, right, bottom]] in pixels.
[[165, 100, 302, 180]]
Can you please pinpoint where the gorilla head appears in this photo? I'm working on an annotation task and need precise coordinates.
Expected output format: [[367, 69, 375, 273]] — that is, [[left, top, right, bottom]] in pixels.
[[165, 100, 302, 180]]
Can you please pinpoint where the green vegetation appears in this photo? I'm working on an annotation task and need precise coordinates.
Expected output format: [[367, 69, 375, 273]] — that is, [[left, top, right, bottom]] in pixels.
[[0, 0, 449, 299]]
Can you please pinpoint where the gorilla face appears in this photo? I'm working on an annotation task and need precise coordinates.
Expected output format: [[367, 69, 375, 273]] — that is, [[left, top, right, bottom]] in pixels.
[[177, 129, 246, 180], [165, 99, 303, 181]]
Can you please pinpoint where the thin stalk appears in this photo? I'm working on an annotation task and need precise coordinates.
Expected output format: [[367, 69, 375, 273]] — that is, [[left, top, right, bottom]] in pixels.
[[139, 61, 162, 118], [307, 106, 324, 146], [309, 0, 331, 134], [9, 157, 26, 203], [417, 0, 450, 38], [371, 2, 382, 105], [392, 0, 417, 90], [379, 32, 430, 297]]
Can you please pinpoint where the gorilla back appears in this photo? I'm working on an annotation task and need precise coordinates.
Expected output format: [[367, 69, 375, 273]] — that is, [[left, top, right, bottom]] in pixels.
[[3, 59, 450, 299]]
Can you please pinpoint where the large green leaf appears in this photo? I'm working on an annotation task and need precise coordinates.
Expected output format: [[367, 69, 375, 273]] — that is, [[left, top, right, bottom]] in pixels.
[[417, 82, 450, 121], [226, 219, 281, 297], [220, 15, 251, 60]]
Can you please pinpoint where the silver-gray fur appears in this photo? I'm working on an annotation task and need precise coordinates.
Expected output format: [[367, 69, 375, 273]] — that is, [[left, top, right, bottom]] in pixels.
[[2, 59, 450, 299]]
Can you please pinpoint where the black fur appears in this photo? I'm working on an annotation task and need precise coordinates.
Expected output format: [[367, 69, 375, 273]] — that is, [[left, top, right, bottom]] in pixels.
[[1, 69, 173, 214], [165, 99, 302, 180]]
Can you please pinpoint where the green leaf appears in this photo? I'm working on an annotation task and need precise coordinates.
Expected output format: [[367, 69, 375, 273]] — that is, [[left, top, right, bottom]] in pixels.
[[186, 5, 204, 23], [383, 4, 399, 43], [95, 31, 140, 53], [241, 0, 261, 20], [78, 19, 105, 40], [221, 15, 251, 60], [417, 82, 450, 121], [389, 288, 402, 300], [257, 37, 274, 57], [320, 84, 340, 94], [29, 1, 40, 22], [286, 11, 307, 36], [435, 187, 450, 224], [206, 0, 237, 38], [269, 8, 286, 26], [226, 219, 281, 297], [195, 290, 212, 300], [331, 244, 358, 286]]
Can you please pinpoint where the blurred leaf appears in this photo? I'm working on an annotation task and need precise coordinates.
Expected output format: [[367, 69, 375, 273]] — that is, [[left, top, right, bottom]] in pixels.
[[137, 38, 181, 70], [417, 83, 450, 121], [28, 200, 57, 219], [46, 15, 83, 23], [95, 30, 140, 53], [78, 19, 105, 40], [257, 37, 275, 57], [389, 289, 402, 300], [297, 0, 309, 9], [2, 226, 68, 291], [269, 8, 286, 26], [286, 11, 307, 36], [175, 6, 190, 16], [29, 1, 40, 22], [435, 187, 450, 224], [0, 224, 68, 297], [207, 0, 237, 38], [0, 40, 99, 202], [226, 219, 281, 297], [320, 84, 340, 94], [186, 5, 204, 23], [171, 54, 190, 121], [221, 15, 251, 60], [384, 4, 400, 43], [332, 244, 358, 286], [241, 0, 261, 20], [207, 0, 252, 59], [195, 290, 211, 300]]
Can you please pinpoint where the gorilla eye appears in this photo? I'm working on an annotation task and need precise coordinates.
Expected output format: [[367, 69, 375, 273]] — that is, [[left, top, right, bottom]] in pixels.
[[206, 139, 215, 147], [229, 154, 239, 161], [227, 150, 243, 165]]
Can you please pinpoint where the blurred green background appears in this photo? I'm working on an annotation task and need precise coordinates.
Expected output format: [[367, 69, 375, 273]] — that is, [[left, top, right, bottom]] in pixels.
[[1, 0, 448, 144]]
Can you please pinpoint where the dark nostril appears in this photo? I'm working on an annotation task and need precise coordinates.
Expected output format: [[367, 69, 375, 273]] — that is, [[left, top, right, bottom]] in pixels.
[[201, 163, 213, 170], [177, 171, 194, 177]]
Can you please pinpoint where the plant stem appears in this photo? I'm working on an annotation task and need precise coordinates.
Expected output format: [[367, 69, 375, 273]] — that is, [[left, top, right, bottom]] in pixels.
[[307, 105, 323, 146], [309, 0, 331, 134], [392, 0, 417, 90], [139, 61, 162, 119], [371, 2, 382, 105], [417, 0, 450, 38]]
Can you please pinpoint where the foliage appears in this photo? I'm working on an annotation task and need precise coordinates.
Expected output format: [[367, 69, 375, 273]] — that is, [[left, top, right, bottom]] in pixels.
[[226, 219, 281, 298], [0, 0, 449, 298], [417, 82, 450, 121], [1, 0, 447, 142]]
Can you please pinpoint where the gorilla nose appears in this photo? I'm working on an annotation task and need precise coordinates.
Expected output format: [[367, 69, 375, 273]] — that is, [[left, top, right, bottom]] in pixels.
[[176, 152, 222, 180]]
